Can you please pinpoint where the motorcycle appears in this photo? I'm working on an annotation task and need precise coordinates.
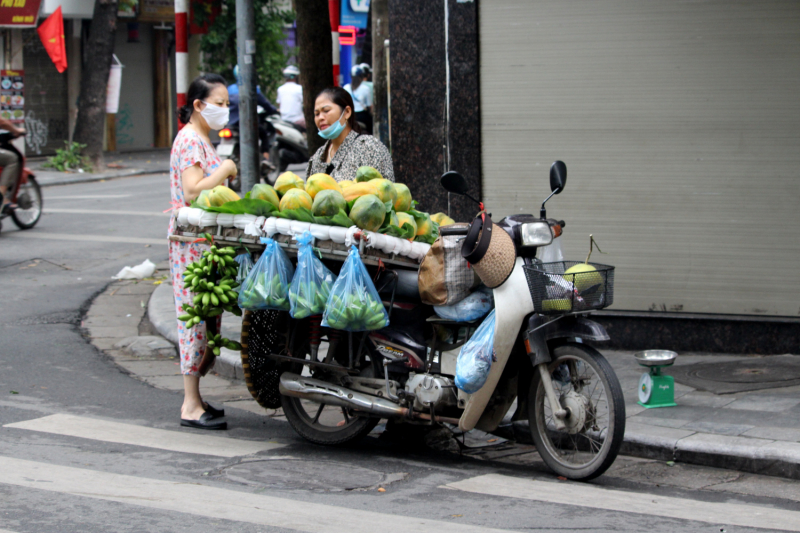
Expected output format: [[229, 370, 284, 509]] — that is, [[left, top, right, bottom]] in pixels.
[[0, 132, 42, 232], [253, 161, 625, 481], [218, 110, 308, 191]]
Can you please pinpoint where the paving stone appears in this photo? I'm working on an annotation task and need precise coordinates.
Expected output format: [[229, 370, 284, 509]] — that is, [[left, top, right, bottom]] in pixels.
[[84, 304, 146, 318], [742, 426, 800, 443], [115, 360, 181, 377], [622, 422, 696, 460], [141, 375, 184, 391], [87, 326, 139, 339], [109, 281, 165, 296], [673, 391, 740, 408], [758, 441, 800, 462], [114, 336, 176, 358], [83, 315, 142, 327], [90, 338, 120, 351], [628, 416, 692, 429], [724, 395, 800, 413], [676, 433, 774, 458], [680, 421, 754, 436], [92, 295, 148, 308]]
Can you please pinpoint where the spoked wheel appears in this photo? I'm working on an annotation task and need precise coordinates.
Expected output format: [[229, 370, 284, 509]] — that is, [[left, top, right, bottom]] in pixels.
[[281, 319, 381, 446], [528, 342, 625, 481], [11, 177, 42, 230]]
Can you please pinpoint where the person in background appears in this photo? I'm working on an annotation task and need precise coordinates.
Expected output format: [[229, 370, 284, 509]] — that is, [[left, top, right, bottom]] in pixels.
[[343, 66, 373, 134], [359, 63, 373, 102], [305, 86, 391, 182], [0, 116, 25, 214], [276, 65, 305, 131], [227, 65, 277, 170], [169, 74, 237, 430]]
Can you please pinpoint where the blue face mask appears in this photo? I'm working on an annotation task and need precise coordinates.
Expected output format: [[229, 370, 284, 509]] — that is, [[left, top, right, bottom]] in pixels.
[[318, 109, 347, 140]]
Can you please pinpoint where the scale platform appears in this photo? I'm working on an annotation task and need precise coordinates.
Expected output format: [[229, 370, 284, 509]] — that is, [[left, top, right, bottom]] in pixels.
[[635, 350, 678, 409]]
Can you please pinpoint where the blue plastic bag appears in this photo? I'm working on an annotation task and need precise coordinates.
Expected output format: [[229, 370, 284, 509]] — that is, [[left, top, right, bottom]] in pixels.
[[234, 250, 254, 291], [289, 231, 337, 319], [433, 287, 494, 322], [322, 245, 390, 331], [237, 237, 294, 311], [455, 309, 496, 393]]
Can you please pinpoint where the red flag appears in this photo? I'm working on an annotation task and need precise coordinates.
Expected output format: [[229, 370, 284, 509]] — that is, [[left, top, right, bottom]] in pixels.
[[37, 6, 67, 73]]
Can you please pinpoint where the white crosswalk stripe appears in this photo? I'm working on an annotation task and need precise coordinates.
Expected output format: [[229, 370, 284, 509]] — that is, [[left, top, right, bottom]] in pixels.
[[3, 232, 166, 246], [0, 456, 512, 533], [445, 474, 800, 532], [4, 414, 283, 458], [45, 208, 169, 217]]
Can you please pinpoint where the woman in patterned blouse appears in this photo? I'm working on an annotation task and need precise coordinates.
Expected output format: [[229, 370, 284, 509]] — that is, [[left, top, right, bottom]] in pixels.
[[305, 87, 394, 182]]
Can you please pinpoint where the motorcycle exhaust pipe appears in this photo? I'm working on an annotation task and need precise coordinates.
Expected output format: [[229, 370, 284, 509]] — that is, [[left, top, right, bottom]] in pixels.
[[278, 373, 461, 425]]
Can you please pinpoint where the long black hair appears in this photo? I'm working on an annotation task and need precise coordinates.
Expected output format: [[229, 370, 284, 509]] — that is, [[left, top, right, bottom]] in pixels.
[[315, 86, 362, 134], [178, 73, 227, 124]]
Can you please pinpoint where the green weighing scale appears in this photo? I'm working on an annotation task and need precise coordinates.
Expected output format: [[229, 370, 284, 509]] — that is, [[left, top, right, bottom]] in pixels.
[[635, 350, 678, 408]]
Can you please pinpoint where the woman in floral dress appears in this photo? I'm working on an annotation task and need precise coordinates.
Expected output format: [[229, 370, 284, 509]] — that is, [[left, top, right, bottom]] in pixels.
[[169, 74, 237, 430]]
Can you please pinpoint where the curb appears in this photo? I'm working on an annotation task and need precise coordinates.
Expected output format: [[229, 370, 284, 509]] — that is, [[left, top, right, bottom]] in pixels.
[[37, 167, 170, 187], [148, 282, 243, 381]]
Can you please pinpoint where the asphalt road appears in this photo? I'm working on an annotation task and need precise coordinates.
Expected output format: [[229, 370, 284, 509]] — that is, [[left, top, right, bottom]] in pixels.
[[1, 174, 799, 533]]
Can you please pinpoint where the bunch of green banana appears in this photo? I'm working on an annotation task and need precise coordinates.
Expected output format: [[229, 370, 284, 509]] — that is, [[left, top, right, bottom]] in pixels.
[[176, 235, 242, 343], [206, 332, 242, 356]]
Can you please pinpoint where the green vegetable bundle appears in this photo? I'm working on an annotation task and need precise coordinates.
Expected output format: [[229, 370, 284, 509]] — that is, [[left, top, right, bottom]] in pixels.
[[289, 231, 337, 319], [321, 245, 390, 332], [237, 237, 294, 311]]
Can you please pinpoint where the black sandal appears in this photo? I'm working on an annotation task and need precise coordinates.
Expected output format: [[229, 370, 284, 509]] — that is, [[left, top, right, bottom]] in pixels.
[[204, 403, 225, 419], [180, 412, 227, 430]]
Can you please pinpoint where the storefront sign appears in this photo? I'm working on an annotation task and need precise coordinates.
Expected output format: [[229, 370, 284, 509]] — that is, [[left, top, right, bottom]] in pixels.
[[138, 0, 174, 23], [0, 70, 25, 125], [0, 0, 42, 28], [340, 0, 369, 29]]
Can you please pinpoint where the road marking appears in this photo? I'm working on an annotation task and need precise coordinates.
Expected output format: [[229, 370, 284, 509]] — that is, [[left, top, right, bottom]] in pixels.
[[3, 232, 166, 246], [445, 474, 800, 532], [45, 208, 169, 217], [46, 195, 132, 199], [4, 414, 282, 458], [0, 456, 512, 533]]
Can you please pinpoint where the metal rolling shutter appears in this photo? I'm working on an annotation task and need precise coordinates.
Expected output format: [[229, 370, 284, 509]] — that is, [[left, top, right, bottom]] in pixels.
[[22, 28, 69, 156], [479, 0, 800, 317]]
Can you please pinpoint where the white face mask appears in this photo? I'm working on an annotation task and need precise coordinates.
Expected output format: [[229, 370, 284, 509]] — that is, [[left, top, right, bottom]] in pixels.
[[200, 101, 229, 130]]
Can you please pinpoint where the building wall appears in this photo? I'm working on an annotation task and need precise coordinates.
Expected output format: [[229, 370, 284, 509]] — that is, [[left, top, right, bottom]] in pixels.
[[479, 0, 800, 318]]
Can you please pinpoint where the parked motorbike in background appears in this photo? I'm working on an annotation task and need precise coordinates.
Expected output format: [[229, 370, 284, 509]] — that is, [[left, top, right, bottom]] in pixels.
[[0, 132, 42, 232], [256, 161, 625, 481], [218, 108, 308, 191]]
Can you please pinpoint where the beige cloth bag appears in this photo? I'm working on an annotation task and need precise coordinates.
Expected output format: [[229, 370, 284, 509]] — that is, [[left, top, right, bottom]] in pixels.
[[418, 223, 476, 305]]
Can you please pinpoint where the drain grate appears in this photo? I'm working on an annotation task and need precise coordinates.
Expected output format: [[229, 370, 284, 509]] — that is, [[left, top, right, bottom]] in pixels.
[[668, 355, 800, 394], [222, 459, 396, 491]]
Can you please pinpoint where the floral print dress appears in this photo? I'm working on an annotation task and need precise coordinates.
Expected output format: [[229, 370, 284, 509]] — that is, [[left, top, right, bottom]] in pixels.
[[168, 128, 223, 376]]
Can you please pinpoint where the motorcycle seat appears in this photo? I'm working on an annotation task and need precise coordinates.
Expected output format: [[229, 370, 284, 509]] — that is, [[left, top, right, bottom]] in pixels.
[[375, 268, 420, 302]]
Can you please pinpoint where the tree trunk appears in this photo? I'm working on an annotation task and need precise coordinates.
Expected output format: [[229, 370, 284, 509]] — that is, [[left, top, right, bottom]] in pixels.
[[295, 0, 333, 156], [73, 0, 118, 171]]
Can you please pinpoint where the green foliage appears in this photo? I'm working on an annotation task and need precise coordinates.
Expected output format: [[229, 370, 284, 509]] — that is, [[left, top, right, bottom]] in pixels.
[[198, 0, 295, 100], [43, 141, 92, 172]]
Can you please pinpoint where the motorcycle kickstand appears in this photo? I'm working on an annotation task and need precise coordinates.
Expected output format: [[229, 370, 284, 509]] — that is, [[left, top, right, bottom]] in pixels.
[[536, 363, 569, 431]]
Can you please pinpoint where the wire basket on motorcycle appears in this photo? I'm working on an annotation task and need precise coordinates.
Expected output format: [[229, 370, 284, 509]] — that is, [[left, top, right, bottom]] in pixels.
[[523, 261, 615, 315]]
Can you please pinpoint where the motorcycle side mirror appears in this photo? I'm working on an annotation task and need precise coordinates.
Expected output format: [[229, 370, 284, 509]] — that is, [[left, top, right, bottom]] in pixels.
[[541, 161, 567, 219], [441, 171, 482, 206], [549, 160, 567, 194]]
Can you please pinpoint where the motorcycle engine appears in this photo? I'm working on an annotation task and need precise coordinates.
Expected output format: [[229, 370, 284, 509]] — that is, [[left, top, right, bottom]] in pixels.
[[404, 373, 458, 411]]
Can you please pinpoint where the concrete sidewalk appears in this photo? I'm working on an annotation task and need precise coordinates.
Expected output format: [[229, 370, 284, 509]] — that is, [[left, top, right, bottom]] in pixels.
[[30, 150, 171, 187], [92, 275, 800, 480]]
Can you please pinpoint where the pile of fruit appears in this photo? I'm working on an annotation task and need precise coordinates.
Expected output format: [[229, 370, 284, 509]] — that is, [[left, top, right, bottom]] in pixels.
[[177, 234, 243, 351], [193, 167, 457, 245]]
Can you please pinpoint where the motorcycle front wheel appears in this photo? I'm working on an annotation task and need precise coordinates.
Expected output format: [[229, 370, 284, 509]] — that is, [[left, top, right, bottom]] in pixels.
[[281, 320, 381, 446], [528, 342, 625, 481], [11, 176, 42, 230]]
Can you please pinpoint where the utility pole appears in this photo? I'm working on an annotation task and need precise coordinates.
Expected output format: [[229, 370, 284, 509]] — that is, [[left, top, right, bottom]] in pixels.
[[235, 0, 259, 194], [371, 0, 389, 146]]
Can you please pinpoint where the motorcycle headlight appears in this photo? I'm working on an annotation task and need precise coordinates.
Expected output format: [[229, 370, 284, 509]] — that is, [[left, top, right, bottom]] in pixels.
[[520, 222, 553, 247]]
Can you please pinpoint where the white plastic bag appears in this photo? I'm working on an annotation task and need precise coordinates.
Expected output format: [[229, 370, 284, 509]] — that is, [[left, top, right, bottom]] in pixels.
[[112, 259, 156, 280], [455, 310, 496, 393], [434, 287, 493, 322]]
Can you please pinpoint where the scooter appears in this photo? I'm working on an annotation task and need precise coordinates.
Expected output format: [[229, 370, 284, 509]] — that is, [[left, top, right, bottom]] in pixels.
[[265, 114, 308, 183], [0, 132, 42, 232], [252, 161, 625, 481], [217, 106, 275, 192]]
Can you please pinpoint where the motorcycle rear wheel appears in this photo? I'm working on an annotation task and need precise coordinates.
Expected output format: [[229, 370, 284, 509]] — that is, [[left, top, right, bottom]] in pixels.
[[11, 177, 42, 230], [281, 323, 381, 446], [528, 342, 625, 481]]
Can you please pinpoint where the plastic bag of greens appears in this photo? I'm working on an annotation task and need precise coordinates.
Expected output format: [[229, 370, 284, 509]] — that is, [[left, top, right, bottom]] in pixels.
[[234, 249, 254, 291], [289, 231, 337, 319], [237, 237, 294, 311], [322, 245, 389, 331], [455, 309, 496, 393]]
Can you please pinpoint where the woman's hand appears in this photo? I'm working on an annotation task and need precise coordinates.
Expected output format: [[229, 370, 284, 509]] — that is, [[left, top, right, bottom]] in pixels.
[[221, 159, 237, 178], [182, 160, 238, 202]]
